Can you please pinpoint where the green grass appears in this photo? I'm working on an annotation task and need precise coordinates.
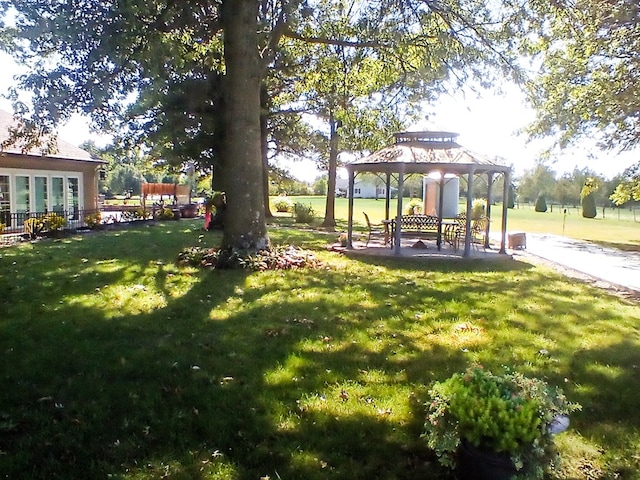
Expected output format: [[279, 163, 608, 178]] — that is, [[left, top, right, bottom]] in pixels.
[[282, 196, 640, 250], [1, 219, 640, 479]]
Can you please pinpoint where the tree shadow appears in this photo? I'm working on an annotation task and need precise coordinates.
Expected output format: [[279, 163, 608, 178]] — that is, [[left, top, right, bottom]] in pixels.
[[2, 225, 639, 479]]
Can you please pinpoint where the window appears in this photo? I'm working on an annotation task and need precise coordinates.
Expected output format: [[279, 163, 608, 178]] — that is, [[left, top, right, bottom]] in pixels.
[[0, 175, 10, 227], [35, 176, 48, 214], [15, 176, 29, 213], [67, 177, 79, 220], [0, 171, 84, 220], [51, 177, 64, 214]]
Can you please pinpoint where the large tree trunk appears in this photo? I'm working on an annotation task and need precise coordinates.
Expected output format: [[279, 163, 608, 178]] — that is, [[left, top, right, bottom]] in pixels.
[[322, 111, 339, 230], [220, 0, 269, 250]]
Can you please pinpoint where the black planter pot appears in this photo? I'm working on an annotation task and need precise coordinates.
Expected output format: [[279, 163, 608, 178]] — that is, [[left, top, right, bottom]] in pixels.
[[457, 439, 519, 480]]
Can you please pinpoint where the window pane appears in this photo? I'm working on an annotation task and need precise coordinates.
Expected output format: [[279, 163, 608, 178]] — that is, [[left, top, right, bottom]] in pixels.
[[16, 176, 29, 213], [35, 176, 48, 213], [52, 177, 64, 214], [68, 177, 79, 220], [0, 175, 10, 226]]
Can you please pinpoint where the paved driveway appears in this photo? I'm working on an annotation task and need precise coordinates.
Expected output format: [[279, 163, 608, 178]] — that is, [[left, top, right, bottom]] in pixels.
[[521, 233, 640, 293]]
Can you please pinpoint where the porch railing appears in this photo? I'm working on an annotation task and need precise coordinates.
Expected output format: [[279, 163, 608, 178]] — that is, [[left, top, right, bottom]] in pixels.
[[0, 208, 100, 236]]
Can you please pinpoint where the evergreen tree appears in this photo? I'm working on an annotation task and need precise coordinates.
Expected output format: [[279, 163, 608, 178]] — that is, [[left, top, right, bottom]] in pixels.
[[534, 194, 548, 213], [581, 178, 598, 218]]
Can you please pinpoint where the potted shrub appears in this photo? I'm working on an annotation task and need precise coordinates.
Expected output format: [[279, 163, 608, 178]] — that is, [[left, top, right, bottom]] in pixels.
[[338, 232, 348, 247], [272, 195, 293, 213], [423, 365, 580, 480], [471, 198, 486, 220], [405, 198, 422, 215]]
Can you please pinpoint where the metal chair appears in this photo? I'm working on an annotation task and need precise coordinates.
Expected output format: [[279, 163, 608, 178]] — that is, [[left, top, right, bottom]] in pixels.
[[363, 212, 387, 246]]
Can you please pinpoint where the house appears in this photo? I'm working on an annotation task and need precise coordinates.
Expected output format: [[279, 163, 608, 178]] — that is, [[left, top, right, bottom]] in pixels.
[[335, 177, 390, 199], [0, 109, 105, 232]]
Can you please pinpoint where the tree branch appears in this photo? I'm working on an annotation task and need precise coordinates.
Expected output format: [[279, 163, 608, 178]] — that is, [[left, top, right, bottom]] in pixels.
[[282, 27, 394, 49]]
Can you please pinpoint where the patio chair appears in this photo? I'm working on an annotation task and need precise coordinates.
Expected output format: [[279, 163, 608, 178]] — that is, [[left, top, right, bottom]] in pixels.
[[363, 212, 387, 246], [444, 213, 466, 251], [445, 214, 488, 252], [471, 216, 489, 250]]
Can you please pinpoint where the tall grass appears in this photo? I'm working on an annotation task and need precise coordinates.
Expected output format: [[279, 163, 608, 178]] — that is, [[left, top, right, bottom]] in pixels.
[[1, 219, 639, 479]]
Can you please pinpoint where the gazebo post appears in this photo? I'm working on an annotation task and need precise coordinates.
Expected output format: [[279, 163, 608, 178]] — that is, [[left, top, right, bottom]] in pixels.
[[437, 172, 445, 250], [394, 170, 405, 255], [463, 168, 475, 258], [346, 167, 355, 249], [485, 172, 494, 249], [499, 170, 510, 254], [384, 172, 391, 220]]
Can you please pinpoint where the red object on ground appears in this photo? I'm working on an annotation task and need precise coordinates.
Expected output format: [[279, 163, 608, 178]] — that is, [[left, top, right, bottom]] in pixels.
[[205, 205, 211, 230]]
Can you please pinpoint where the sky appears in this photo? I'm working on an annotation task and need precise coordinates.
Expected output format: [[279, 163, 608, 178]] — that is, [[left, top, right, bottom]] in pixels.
[[2, 50, 638, 183]]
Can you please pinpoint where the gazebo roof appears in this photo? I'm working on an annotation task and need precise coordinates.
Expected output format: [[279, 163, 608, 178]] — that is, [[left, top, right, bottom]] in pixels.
[[347, 130, 509, 175]]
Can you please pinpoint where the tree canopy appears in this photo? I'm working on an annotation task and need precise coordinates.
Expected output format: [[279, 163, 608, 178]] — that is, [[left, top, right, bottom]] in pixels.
[[1, 0, 527, 250], [516, 0, 640, 206], [522, 0, 640, 151]]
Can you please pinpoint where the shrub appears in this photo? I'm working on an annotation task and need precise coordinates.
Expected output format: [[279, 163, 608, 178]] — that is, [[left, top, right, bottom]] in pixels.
[[154, 207, 177, 220], [581, 193, 597, 218], [405, 199, 422, 215], [43, 213, 66, 232], [23, 217, 45, 239], [507, 184, 516, 208], [535, 194, 548, 212], [84, 212, 102, 229], [0, 222, 5, 234], [122, 207, 150, 221], [423, 365, 580, 479], [272, 195, 293, 213], [177, 246, 219, 267], [293, 202, 315, 223], [338, 232, 348, 246], [471, 199, 486, 220], [178, 245, 323, 271], [238, 245, 323, 271]]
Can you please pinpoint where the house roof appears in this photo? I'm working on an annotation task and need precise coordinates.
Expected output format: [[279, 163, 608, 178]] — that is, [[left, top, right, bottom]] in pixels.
[[0, 109, 103, 163], [347, 130, 509, 175]]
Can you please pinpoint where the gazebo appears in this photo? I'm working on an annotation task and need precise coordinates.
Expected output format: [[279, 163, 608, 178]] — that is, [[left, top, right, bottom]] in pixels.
[[345, 130, 511, 257]]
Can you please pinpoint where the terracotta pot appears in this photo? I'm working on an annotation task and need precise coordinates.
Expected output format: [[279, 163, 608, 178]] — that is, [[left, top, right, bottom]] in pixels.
[[180, 204, 197, 218], [457, 439, 519, 480]]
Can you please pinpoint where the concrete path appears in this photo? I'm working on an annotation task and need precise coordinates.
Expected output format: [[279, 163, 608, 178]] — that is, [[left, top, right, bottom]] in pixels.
[[518, 233, 640, 294]]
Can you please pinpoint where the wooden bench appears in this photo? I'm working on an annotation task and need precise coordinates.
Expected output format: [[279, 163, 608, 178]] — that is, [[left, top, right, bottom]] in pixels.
[[389, 214, 440, 247]]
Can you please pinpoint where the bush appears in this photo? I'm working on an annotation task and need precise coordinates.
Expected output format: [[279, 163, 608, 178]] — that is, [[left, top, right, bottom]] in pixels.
[[43, 213, 66, 232], [423, 365, 580, 478], [154, 207, 177, 220], [0, 222, 5, 234], [23, 217, 45, 239], [581, 193, 597, 218], [178, 244, 323, 271], [535, 194, 548, 212], [507, 184, 516, 208], [84, 212, 102, 229], [471, 199, 486, 220], [122, 207, 150, 221], [293, 202, 315, 223], [405, 199, 422, 215], [272, 195, 293, 213]]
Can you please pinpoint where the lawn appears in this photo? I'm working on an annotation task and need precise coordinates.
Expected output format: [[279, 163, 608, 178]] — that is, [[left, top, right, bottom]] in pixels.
[[1, 218, 640, 479]]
